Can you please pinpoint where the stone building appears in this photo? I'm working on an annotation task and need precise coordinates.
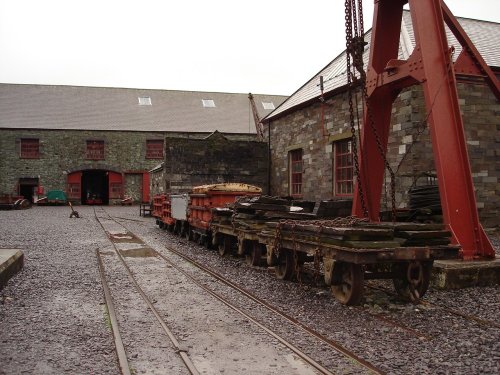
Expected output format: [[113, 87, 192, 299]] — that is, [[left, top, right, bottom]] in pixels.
[[263, 13, 499, 228], [149, 131, 268, 196], [0, 84, 284, 204]]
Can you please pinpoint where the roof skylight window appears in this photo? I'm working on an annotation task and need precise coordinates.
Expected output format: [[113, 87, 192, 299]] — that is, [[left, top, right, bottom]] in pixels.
[[138, 96, 152, 106], [202, 99, 216, 108], [262, 102, 275, 110]]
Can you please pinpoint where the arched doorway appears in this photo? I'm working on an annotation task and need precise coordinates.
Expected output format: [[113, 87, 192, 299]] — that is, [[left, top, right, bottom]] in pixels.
[[82, 170, 109, 205], [67, 170, 123, 205]]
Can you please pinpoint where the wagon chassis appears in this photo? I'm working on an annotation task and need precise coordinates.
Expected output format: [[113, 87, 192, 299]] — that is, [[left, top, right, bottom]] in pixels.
[[211, 224, 264, 264], [212, 221, 459, 305]]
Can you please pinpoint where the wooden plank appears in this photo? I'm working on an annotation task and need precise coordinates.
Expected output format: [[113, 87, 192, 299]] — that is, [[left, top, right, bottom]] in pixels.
[[403, 238, 451, 246], [235, 202, 292, 212], [396, 230, 451, 239], [360, 222, 445, 231]]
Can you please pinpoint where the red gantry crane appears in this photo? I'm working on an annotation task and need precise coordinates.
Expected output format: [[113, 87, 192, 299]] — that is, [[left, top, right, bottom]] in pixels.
[[348, 0, 499, 260]]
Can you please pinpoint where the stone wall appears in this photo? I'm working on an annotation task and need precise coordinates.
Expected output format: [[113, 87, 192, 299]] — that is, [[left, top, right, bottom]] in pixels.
[[266, 81, 499, 228], [164, 132, 268, 193], [149, 164, 165, 197], [0, 129, 165, 201]]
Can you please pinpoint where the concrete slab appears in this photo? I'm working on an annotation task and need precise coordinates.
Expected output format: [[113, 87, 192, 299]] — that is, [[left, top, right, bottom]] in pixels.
[[0, 249, 24, 289], [432, 258, 500, 289]]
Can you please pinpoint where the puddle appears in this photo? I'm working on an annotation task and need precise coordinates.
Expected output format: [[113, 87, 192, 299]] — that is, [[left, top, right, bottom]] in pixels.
[[116, 243, 147, 251], [112, 235, 133, 240], [98, 251, 115, 256], [109, 232, 142, 243], [119, 248, 157, 258]]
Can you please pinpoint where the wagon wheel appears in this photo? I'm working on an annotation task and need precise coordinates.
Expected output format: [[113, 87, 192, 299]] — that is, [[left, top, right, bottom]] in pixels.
[[180, 223, 188, 237], [331, 262, 364, 305], [204, 235, 213, 250], [246, 242, 263, 266], [186, 228, 194, 241], [167, 224, 174, 233], [172, 222, 179, 235], [275, 250, 295, 280], [193, 231, 200, 243], [197, 233, 205, 246], [218, 235, 232, 257], [159, 221, 165, 229], [392, 261, 432, 303], [266, 245, 277, 266]]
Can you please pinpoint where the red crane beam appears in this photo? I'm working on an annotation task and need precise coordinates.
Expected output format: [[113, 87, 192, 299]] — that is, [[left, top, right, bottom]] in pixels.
[[352, 0, 496, 259]]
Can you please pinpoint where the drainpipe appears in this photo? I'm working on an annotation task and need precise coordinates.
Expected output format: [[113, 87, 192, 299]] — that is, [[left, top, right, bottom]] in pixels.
[[267, 121, 272, 195]]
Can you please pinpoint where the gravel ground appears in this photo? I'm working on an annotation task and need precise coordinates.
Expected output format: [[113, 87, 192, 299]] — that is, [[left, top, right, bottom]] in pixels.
[[0, 207, 117, 374], [1, 205, 499, 375]]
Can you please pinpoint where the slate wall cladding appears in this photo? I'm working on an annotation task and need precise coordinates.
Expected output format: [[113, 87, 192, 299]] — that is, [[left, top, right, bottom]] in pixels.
[[164, 132, 268, 193], [266, 81, 499, 227], [0, 129, 165, 200]]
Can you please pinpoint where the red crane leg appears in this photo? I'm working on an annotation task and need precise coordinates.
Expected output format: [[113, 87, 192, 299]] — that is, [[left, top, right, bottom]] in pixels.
[[352, 87, 394, 221], [408, 0, 494, 259], [352, 0, 494, 259], [353, 0, 404, 221]]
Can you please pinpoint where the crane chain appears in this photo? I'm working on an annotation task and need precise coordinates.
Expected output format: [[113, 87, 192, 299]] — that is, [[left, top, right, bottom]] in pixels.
[[345, 0, 368, 218], [345, 0, 397, 222]]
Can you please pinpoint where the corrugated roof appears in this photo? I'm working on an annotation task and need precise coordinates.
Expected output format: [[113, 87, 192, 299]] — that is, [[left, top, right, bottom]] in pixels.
[[0, 84, 286, 133], [267, 11, 500, 121]]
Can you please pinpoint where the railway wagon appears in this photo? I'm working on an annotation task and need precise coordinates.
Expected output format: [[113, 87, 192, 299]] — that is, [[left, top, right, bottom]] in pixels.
[[153, 189, 460, 305], [152, 194, 166, 221], [209, 195, 460, 305], [154, 183, 262, 244], [187, 183, 261, 246]]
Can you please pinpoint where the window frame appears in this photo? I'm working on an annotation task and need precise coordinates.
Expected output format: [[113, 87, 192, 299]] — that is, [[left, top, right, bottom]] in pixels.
[[85, 140, 105, 160], [333, 139, 354, 197], [145, 139, 164, 159], [289, 148, 303, 198], [20, 138, 40, 159]]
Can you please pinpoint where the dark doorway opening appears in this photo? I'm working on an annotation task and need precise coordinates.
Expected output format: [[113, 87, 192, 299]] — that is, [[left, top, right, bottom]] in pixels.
[[19, 184, 35, 202], [19, 177, 39, 203], [81, 170, 109, 205]]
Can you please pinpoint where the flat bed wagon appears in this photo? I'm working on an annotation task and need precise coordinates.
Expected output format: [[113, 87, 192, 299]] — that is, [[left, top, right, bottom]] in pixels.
[[210, 196, 460, 305]]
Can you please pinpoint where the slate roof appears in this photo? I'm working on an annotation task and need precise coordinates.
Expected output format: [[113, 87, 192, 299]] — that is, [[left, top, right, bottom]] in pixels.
[[266, 11, 500, 121], [0, 84, 286, 133]]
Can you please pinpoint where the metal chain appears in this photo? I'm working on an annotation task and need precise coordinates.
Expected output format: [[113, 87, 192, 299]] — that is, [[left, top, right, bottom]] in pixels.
[[271, 217, 370, 288], [279, 216, 369, 230], [271, 220, 284, 259], [345, 0, 369, 218], [290, 221, 302, 285], [313, 248, 321, 286], [345, 0, 397, 221]]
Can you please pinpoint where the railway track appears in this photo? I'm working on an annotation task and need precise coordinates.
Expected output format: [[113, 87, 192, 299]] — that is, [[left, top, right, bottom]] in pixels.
[[94, 207, 199, 375], [97, 207, 386, 375], [111, 208, 500, 336]]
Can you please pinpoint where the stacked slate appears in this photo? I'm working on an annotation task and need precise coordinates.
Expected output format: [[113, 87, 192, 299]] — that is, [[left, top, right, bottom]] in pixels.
[[211, 195, 451, 249], [212, 196, 354, 226], [407, 185, 443, 222], [408, 185, 441, 211], [264, 221, 400, 249], [262, 220, 452, 249], [359, 222, 451, 247]]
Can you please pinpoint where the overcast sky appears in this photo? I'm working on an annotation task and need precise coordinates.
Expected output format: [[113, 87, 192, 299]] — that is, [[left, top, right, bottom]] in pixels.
[[0, 0, 498, 96]]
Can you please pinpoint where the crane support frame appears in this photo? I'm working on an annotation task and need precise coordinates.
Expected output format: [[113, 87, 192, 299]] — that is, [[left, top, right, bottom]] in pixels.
[[352, 0, 497, 259]]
